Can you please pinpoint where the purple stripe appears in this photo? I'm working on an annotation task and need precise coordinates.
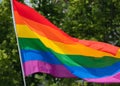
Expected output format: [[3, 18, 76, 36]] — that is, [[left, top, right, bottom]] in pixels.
[[23, 60, 76, 78], [85, 73, 120, 83], [23, 60, 120, 83]]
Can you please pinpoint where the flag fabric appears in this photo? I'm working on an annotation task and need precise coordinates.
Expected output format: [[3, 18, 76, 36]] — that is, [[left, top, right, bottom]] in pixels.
[[13, 0, 120, 83]]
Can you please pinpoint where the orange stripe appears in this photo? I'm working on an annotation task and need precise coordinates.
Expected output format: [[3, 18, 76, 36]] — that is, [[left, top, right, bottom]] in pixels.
[[116, 49, 120, 57], [14, 11, 24, 24], [78, 40, 119, 55], [14, 11, 76, 44]]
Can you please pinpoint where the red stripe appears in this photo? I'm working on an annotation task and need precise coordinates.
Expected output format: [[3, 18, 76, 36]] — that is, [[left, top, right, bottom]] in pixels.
[[13, 0, 74, 41]]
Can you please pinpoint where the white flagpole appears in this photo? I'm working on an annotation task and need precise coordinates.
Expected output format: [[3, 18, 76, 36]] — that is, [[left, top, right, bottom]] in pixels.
[[10, 0, 27, 86]]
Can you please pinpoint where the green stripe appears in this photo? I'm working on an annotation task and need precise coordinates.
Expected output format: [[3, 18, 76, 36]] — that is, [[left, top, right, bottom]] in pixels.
[[19, 38, 49, 51], [54, 53, 120, 68], [18, 38, 120, 68]]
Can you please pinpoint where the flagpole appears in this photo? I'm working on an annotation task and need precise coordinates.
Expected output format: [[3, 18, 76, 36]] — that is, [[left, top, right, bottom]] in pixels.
[[10, 0, 27, 86], [81, 80, 84, 86]]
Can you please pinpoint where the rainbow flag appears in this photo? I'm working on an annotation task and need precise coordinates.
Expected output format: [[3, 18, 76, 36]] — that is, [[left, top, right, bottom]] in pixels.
[[13, 0, 120, 83]]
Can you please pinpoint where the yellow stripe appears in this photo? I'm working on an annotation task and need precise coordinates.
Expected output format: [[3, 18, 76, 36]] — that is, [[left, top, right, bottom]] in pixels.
[[16, 25, 37, 38], [16, 24, 120, 58], [116, 49, 120, 57]]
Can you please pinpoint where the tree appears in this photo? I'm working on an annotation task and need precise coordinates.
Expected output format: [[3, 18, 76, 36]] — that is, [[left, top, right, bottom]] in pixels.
[[0, 0, 120, 86], [0, 0, 23, 85], [61, 0, 120, 46]]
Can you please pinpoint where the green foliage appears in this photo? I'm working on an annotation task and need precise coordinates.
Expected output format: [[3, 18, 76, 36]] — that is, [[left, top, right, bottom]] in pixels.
[[61, 0, 120, 46], [0, 0, 22, 85], [0, 0, 120, 86]]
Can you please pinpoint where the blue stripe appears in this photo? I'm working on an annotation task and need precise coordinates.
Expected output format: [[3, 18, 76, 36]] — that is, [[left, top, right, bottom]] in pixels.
[[65, 62, 120, 78], [21, 49, 120, 78], [21, 50, 61, 64]]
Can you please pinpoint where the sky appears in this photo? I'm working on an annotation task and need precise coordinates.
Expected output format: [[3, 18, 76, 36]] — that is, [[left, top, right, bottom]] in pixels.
[[24, 0, 32, 6], [25, 0, 30, 2], [24, 0, 30, 4], [0, 0, 2, 3]]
